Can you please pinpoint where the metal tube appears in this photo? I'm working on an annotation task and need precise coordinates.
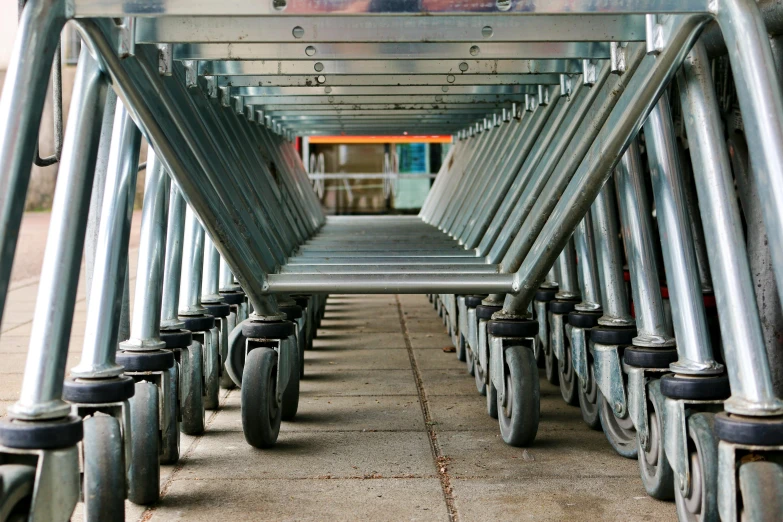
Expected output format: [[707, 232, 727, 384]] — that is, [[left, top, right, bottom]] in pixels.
[[265, 272, 516, 294], [202, 234, 222, 303], [11, 49, 107, 419], [615, 140, 675, 347], [75, 22, 279, 316], [678, 42, 783, 414], [121, 146, 170, 350], [591, 181, 634, 326], [501, 15, 708, 316], [179, 206, 208, 316], [644, 95, 722, 375], [446, 121, 514, 237], [72, 101, 142, 379], [161, 180, 187, 330], [573, 212, 602, 311], [439, 128, 499, 234], [219, 254, 240, 292], [0, 0, 65, 324], [718, 0, 783, 310], [554, 238, 580, 300], [473, 104, 556, 256]]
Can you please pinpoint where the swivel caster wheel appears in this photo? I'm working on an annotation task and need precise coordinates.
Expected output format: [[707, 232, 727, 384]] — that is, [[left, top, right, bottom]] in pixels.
[[497, 345, 540, 447], [674, 412, 719, 522], [475, 360, 487, 396], [577, 354, 601, 431], [599, 395, 638, 459], [281, 346, 300, 421], [637, 379, 674, 500], [83, 414, 126, 521], [161, 363, 180, 464], [241, 347, 282, 449], [180, 342, 206, 435], [466, 344, 476, 376], [739, 461, 783, 521], [0, 464, 36, 522], [457, 334, 467, 363], [544, 343, 559, 386], [204, 329, 221, 410], [487, 379, 498, 419], [558, 334, 578, 406], [532, 335, 545, 369], [127, 381, 161, 505]]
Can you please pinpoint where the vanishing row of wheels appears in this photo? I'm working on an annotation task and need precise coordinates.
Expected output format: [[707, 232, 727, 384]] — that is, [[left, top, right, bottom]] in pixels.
[[428, 93, 783, 520], [0, 64, 327, 519]]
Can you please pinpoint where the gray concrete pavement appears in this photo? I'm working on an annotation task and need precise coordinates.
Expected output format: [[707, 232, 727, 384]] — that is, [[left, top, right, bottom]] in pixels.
[[137, 294, 674, 521], [0, 212, 675, 520]]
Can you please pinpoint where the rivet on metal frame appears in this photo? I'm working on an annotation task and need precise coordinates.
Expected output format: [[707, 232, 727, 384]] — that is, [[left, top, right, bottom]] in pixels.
[[524, 93, 538, 113], [511, 102, 522, 120], [610, 42, 628, 74], [537, 85, 550, 106], [206, 76, 218, 98], [645, 14, 664, 55], [559, 74, 573, 97], [157, 44, 173, 76], [117, 17, 136, 58], [582, 60, 597, 86], [219, 86, 231, 107], [183, 60, 198, 89]]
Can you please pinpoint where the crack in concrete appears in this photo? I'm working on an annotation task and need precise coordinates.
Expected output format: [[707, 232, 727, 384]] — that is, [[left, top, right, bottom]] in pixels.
[[395, 295, 459, 522]]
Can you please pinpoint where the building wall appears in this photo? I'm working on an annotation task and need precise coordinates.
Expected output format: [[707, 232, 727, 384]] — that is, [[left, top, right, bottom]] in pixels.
[[0, 6, 146, 210], [0, 0, 19, 70]]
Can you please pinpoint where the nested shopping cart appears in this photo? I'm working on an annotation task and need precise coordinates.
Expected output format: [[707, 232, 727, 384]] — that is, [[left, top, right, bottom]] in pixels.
[[1, 1, 783, 520]]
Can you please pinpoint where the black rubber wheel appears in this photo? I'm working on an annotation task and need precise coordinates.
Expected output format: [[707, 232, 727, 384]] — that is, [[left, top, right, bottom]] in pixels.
[[281, 347, 300, 421], [558, 333, 579, 406], [180, 342, 206, 435], [241, 348, 282, 448], [128, 381, 160, 505], [204, 329, 221, 410], [498, 345, 540, 447], [739, 461, 783, 521], [457, 334, 467, 363], [638, 379, 674, 500], [160, 363, 180, 465], [0, 464, 36, 522], [599, 395, 638, 459], [577, 352, 601, 431], [487, 379, 498, 419], [533, 335, 545, 368], [297, 325, 306, 379], [82, 414, 125, 521], [674, 413, 718, 522], [475, 356, 487, 396], [544, 324, 559, 387]]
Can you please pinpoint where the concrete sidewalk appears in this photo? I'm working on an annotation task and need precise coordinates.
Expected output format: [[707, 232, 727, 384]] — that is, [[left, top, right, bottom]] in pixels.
[[136, 294, 673, 521]]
